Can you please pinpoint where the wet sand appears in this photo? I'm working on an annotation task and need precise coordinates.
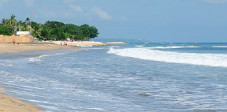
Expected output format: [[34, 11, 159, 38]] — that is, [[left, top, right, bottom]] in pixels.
[[1, 83, 44, 111], [0, 93, 44, 112], [0, 83, 4, 93]]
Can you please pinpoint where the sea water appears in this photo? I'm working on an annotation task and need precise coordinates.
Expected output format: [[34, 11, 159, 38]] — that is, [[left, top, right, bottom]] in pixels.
[[0, 42, 227, 112]]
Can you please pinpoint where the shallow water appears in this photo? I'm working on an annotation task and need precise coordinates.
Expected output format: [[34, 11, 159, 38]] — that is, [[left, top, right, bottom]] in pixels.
[[0, 42, 227, 112]]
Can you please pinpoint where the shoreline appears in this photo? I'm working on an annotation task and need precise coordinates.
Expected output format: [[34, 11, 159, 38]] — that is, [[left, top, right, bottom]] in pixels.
[[0, 41, 126, 55], [0, 41, 126, 112], [0, 43, 73, 112], [0, 93, 44, 112], [0, 43, 72, 55], [44, 41, 127, 46], [0, 83, 44, 112]]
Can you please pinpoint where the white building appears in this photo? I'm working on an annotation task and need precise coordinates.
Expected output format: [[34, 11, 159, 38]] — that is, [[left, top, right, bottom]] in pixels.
[[14, 31, 31, 36]]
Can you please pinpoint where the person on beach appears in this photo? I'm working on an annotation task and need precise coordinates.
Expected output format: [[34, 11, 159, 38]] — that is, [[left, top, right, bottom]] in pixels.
[[13, 39, 15, 45], [64, 41, 67, 46], [17, 40, 20, 45]]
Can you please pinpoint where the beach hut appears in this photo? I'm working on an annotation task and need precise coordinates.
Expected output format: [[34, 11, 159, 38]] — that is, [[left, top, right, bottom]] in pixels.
[[14, 31, 31, 36]]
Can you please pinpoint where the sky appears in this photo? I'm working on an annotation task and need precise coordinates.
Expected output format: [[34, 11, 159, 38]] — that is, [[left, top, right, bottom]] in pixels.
[[0, 0, 227, 42]]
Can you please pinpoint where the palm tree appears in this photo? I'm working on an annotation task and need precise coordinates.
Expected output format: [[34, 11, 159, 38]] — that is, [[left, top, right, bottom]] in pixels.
[[3, 15, 18, 33], [25, 17, 31, 31], [25, 17, 30, 25], [2, 19, 10, 27], [18, 20, 23, 31], [2, 19, 6, 25], [32, 25, 42, 38]]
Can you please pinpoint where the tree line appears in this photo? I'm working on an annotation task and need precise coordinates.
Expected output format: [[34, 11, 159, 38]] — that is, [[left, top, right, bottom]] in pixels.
[[0, 15, 99, 40]]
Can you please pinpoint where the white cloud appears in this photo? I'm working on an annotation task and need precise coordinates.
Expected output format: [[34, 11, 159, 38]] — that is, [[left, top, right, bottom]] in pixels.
[[121, 17, 128, 21], [38, 10, 70, 19], [203, 0, 227, 4], [92, 7, 112, 20], [23, 0, 34, 7], [63, 0, 83, 13], [69, 4, 83, 12], [62, 0, 112, 21]]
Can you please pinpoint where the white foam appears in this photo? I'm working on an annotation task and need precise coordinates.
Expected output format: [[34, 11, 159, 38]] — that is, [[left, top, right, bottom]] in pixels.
[[0, 71, 11, 75], [84, 107, 105, 111], [29, 55, 47, 62], [212, 46, 227, 48], [149, 46, 199, 49], [108, 47, 227, 67], [0, 63, 13, 67], [135, 45, 144, 48], [0, 61, 13, 67]]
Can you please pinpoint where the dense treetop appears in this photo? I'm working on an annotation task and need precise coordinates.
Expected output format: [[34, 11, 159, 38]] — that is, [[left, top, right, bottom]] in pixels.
[[0, 15, 99, 40]]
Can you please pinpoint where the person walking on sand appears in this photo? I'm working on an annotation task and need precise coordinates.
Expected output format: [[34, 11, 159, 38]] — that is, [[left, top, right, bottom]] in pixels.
[[13, 39, 15, 45], [17, 40, 20, 45]]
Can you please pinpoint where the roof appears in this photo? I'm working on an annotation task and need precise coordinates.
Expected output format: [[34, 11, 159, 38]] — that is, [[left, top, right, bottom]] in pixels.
[[14, 31, 31, 36]]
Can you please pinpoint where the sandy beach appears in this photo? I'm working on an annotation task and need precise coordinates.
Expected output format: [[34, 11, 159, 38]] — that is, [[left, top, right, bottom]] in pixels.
[[0, 41, 127, 55], [0, 93, 44, 112], [1, 84, 43, 112], [0, 43, 72, 55], [48, 41, 126, 46]]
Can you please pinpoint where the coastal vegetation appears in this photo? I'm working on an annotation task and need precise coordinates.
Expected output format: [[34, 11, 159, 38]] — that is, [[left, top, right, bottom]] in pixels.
[[0, 15, 99, 40]]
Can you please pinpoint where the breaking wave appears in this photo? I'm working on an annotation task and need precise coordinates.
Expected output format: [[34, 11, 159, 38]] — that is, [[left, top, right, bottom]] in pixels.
[[147, 46, 199, 49], [29, 55, 48, 62], [108, 47, 227, 67], [212, 46, 227, 48]]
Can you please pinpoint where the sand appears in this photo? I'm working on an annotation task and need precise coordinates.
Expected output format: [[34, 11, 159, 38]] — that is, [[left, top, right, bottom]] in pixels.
[[46, 41, 127, 46], [0, 43, 71, 55], [0, 94, 44, 112], [0, 84, 4, 93], [0, 41, 127, 55], [66, 41, 106, 46], [1, 83, 44, 112]]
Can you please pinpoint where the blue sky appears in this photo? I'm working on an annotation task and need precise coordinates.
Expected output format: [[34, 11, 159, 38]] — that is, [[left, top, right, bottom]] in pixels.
[[0, 0, 227, 42]]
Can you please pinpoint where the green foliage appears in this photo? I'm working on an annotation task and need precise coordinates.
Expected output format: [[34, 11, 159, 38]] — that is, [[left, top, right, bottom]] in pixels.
[[0, 24, 12, 35], [44, 21, 65, 28], [2, 15, 17, 33], [89, 26, 99, 38], [0, 15, 99, 40]]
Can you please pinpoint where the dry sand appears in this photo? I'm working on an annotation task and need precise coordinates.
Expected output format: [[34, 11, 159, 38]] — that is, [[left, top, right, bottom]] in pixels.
[[66, 41, 106, 46], [0, 43, 71, 55], [0, 41, 127, 55], [47, 41, 127, 46]]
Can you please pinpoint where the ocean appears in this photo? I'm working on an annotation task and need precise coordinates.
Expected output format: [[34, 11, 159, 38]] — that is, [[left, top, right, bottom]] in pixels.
[[0, 41, 227, 112]]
